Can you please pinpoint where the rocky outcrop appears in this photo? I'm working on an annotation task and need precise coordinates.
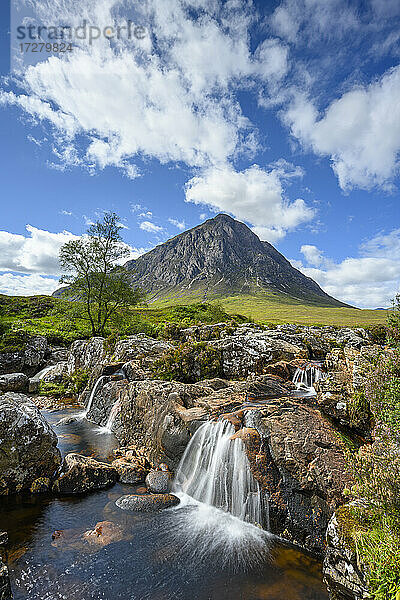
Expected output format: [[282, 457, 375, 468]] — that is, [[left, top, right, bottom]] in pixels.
[[243, 399, 353, 555], [209, 332, 305, 378], [66, 337, 105, 375], [108, 375, 294, 468], [115, 493, 180, 512], [52, 453, 118, 494], [0, 393, 61, 495], [0, 335, 48, 376], [315, 346, 378, 432], [323, 507, 369, 599], [0, 373, 28, 392], [114, 334, 173, 367]]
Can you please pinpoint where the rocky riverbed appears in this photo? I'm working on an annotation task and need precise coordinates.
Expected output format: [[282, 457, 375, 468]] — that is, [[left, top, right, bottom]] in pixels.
[[0, 322, 378, 599]]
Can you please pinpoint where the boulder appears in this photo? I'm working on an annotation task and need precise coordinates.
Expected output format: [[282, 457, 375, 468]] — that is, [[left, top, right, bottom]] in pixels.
[[244, 398, 353, 555], [113, 334, 173, 367], [66, 338, 105, 375], [0, 393, 61, 495], [0, 335, 48, 376], [52, 453, 118, 494], [0, 373, 28, 392], [115, 493, 180, 512], [112, 457, 148, 484], [323, 507, 369, 599], [209, 332, 305, 378], [145, 470, 172, 494], [29, 362, 67, 393]]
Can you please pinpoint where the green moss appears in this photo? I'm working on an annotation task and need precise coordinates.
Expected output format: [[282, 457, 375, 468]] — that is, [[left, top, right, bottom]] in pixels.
[[39, 368, 89, 398], [348, 390, 373, 429]]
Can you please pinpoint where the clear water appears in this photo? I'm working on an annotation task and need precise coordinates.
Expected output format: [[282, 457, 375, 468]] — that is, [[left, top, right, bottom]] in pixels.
[[0, 409, 329, 600], [174, 420, 264, 527]]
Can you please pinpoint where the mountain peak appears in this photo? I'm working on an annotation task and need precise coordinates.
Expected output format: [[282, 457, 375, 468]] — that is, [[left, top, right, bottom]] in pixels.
[[125, 216, 348, 307]]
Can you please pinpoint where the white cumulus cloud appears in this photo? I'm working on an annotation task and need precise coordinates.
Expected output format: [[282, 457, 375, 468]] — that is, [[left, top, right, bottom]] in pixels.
[[0, 273, 60, 297], [185, 163, 314, 242], [284, 65, 400, 190], [296, 230, 400, 308]]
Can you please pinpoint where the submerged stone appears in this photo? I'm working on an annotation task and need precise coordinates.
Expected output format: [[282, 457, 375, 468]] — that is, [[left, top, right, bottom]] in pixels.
[[115, 493, 180, 512]]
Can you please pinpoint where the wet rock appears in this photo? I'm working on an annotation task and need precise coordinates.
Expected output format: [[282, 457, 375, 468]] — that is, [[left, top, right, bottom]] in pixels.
[[0, 560, 12, 600], [323, 507, 369, 599], [0, 393, 61, 495], [244, 398, 353, 555], [112, 457, 148, 484], [82, 521, 127, 547], [52, 453, 118, 494], [0, 373, 28, 392], [30, 477, 51, 493], [115, 493, 180, 512], [145, 470, 172, 494], [29, 362, 67, 393]]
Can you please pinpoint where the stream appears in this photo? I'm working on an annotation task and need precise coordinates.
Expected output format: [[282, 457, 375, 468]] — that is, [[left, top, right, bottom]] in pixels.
[[0, 403, 329, 600]]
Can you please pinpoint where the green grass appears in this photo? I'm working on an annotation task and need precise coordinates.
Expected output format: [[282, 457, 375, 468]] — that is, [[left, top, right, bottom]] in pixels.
[[0, 291, 388, 354], [0, 294, 246, 351], [151, 291, 389, 327]]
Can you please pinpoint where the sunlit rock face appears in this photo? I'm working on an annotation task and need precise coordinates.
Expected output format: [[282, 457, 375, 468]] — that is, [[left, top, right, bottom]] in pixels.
[[0, 392, 61, 495], [0, 335, 48, 377]]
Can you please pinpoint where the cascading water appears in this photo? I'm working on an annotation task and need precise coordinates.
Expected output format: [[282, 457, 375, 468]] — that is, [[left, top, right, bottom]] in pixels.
[[83, 375, 106, 418], [97, 398, 121, 434], [293, 363, 326, 395], [173, 420, 265, 528]]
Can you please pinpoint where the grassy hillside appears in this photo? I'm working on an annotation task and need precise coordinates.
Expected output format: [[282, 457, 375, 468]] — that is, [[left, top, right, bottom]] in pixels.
[[0, 295, 246, 350], [0, 292, 388, 354], [151, 291, 389, 327]]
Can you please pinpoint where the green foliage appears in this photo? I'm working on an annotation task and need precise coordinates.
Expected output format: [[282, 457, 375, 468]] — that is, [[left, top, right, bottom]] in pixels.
[[39, 368, 89, 398], [343, 305, 400, 599], [59, 212, 145, 336], [151, 341, 223, 383], [367, 324, 388, 345], [348, 390, 372, 430], [0, 329, 30, 353]]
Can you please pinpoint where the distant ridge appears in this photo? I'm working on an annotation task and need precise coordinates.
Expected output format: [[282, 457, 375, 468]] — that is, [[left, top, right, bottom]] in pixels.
[[124, 214, 350, 308]]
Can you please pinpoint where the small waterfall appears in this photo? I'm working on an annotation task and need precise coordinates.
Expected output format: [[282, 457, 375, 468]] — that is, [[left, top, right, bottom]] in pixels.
[[103, 399, 121, 433], [173, 420, 264, 527], [84, 375, 106, 417], [293, 363, 325, 395]]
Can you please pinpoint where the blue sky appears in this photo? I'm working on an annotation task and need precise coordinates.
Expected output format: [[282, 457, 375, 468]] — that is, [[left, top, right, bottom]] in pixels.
[[0, 0, 399, 308]]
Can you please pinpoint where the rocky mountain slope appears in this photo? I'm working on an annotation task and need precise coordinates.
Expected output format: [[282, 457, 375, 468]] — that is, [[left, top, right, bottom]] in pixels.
[[125, 214, 349, 307]]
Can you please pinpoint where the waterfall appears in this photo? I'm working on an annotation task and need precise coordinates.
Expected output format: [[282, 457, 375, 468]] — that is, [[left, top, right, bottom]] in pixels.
[[103, 398, 121, 433], [293, 363, 325, 394], [173, 420, 264, 527], [84, 375, 106, 418]]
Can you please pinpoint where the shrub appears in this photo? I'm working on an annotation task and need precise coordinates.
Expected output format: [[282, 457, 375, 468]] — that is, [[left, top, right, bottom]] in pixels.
[[345, 345, 400, 599], [151, 341, 223, 383], [0, 329, 30, 353]]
